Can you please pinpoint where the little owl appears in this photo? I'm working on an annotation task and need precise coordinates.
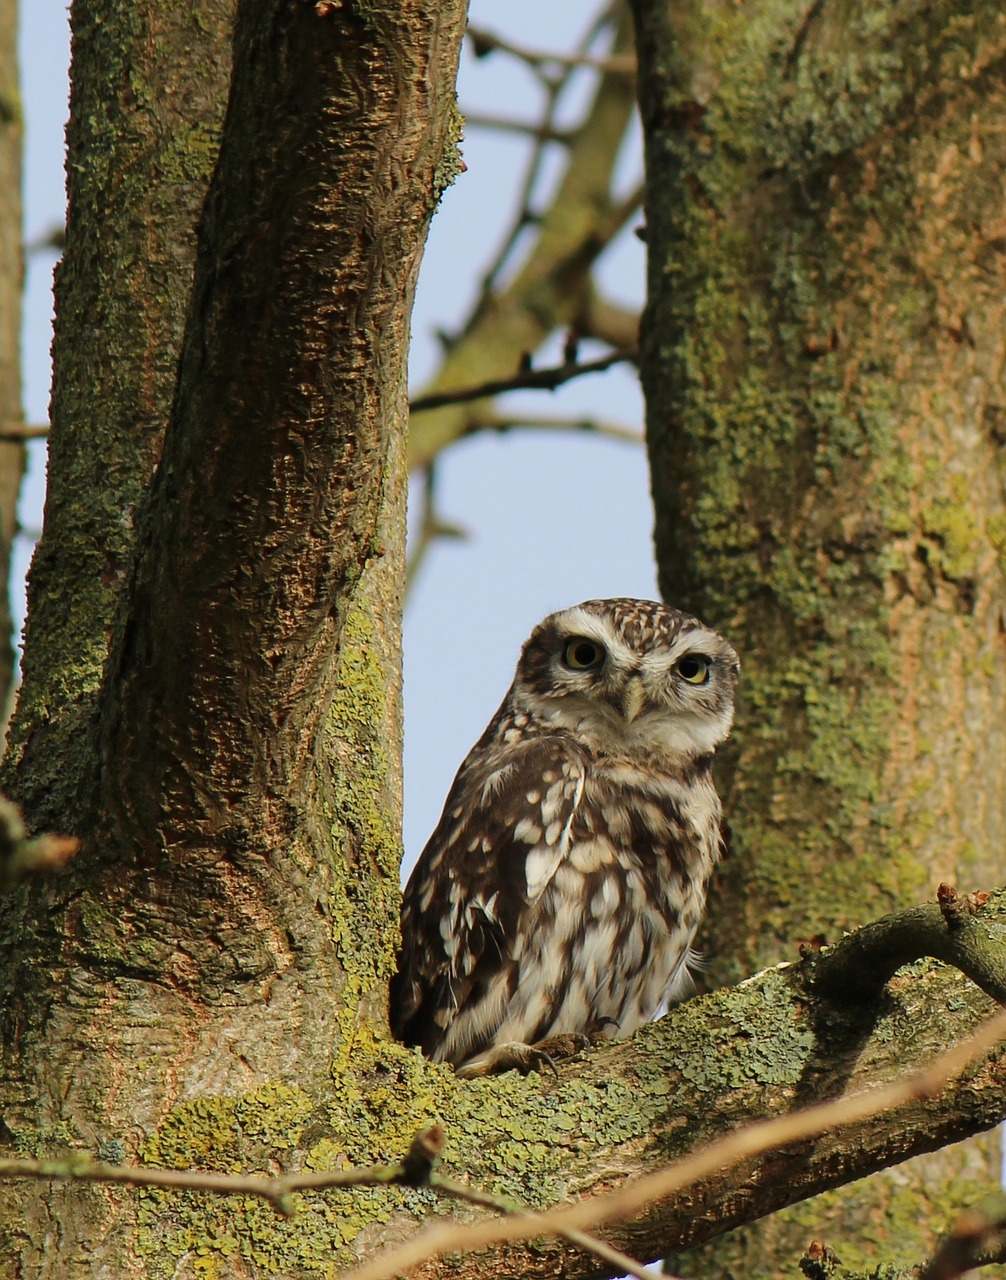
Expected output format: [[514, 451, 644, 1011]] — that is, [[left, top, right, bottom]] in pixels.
[[390, 597, 739, 1077]]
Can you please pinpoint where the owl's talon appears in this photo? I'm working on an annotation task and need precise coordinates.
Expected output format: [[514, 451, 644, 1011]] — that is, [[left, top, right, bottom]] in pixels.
[[456, 1031, 593, 1078], [455, 1041, 551, 1078], [535, 1031, 591, 1059]]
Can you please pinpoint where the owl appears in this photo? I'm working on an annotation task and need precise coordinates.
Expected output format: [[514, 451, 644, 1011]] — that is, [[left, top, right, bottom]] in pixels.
[[390, 597, 739, 1078]]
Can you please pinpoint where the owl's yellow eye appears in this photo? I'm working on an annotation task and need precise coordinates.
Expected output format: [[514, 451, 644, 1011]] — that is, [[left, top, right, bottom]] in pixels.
[[563, 637, 605, 670], [676, 654, 712, 685]]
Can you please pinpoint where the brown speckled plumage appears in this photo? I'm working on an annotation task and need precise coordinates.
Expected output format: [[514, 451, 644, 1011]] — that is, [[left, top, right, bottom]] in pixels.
[[390, 598, 739, 1076]]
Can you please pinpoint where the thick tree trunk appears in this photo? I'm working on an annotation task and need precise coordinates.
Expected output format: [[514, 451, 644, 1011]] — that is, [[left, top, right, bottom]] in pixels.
[[0, 1, 465, 1274], [5, 0, 237, 829], [631, 0, 1006, 1272]]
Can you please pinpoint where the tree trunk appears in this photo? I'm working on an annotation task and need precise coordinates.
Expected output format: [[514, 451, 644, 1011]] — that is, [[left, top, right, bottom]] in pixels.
[[631, 0, 1006, 1272], [5, 0, 237, 829], [0, 1, 464, 1274]]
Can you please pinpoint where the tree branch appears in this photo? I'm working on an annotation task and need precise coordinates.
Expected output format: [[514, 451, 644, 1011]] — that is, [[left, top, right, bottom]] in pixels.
[[464, 113, 573, 144], [467, 413, 642, 444], [0, 423, 48, 441], [811, 886, 1006, 1004], [466, 24, 637, 77], [0, 1123, 663, 1280], [13, 886, 1006, 1278], [0, 794, 78, 889], [343, 1002, 1006, 1280], [322, 887, 1006, 1279], [408, 5, 641, 472], [409, 349, 636, 412]]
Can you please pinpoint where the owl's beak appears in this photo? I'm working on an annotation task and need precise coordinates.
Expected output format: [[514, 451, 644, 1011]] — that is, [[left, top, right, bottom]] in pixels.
[[621, 674, 646, 723]]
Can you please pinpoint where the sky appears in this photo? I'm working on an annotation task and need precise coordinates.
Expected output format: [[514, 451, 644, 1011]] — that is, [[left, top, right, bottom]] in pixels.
[[17, 2, 657, 875]]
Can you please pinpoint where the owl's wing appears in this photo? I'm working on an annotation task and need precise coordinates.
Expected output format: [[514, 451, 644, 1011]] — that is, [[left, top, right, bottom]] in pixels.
[[389, 734, 587, 1062]]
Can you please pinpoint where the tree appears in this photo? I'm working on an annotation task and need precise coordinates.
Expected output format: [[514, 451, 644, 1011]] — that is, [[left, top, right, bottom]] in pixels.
[[1, 1, 1005, 1278]]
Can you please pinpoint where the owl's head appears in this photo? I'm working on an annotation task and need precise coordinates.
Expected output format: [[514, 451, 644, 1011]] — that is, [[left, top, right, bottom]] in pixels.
[[509, 598, 739, 760]]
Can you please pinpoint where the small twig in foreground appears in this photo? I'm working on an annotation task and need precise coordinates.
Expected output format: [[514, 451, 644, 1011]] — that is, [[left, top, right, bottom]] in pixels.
[[431, 1172, 664, 1280]]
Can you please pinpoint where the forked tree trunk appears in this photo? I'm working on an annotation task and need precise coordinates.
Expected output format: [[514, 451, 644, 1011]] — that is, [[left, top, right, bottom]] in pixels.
[[0, 2, 466, 1273], [631, 0, 1006, 1272]]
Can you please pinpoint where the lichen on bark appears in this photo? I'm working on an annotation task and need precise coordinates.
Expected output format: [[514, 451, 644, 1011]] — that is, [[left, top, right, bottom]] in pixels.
[[631, 0, 1006, 1272]]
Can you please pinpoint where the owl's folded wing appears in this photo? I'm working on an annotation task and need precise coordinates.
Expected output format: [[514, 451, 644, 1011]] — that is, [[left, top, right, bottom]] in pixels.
[[389, 734, 587, 1063]]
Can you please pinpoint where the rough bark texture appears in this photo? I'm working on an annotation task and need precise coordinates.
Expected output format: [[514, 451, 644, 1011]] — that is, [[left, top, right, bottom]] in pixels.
[[0, 1, 464, 1275], [0, 0, 25, 724], [4, 0, 236, 828], [14, 899, 1003, 1280], [630, 0, 1006, 1273]]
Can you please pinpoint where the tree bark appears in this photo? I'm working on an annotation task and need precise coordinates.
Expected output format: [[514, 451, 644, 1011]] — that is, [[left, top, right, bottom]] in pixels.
[[630, 0, 1006, 1272], [0, 1, 464, 1274], [5, 0, 237, 829]]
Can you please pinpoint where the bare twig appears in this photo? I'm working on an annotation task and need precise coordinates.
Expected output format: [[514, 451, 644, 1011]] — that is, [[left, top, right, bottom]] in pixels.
[[468, 413, 642, 444], [0, 1152, 405, 1217], [465, 113, 573, 144], [0, 1122, 663, 1280], [405, 463, 468, 594], [471, 10, 612, 297], [338, 1007, 1006, 1280], [410, 349, 636, 413], [432, 1173, 665, 1280], [409, 6, 641, 474], [466, 24, 636, 76]]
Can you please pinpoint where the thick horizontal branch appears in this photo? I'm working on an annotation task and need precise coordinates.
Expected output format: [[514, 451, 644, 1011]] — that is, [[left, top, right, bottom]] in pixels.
[[335, 888, 1006, 1280], [347, 1005, 1006, 1280]]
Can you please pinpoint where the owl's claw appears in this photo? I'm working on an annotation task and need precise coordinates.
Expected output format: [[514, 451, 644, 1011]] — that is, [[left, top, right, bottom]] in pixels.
[[455, 1032, 590, 1079]]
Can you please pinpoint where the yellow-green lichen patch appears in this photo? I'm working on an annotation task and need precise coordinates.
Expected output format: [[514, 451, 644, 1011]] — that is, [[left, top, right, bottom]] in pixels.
[[654, 968, 815, 1097], [432, 99, 466, 206], [141, 1083, 313, 1174], [322, 602, 404, 1073]]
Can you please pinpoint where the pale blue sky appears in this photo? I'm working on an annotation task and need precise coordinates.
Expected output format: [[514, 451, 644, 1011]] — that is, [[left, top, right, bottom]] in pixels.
[[17, 2, 657, 873]]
